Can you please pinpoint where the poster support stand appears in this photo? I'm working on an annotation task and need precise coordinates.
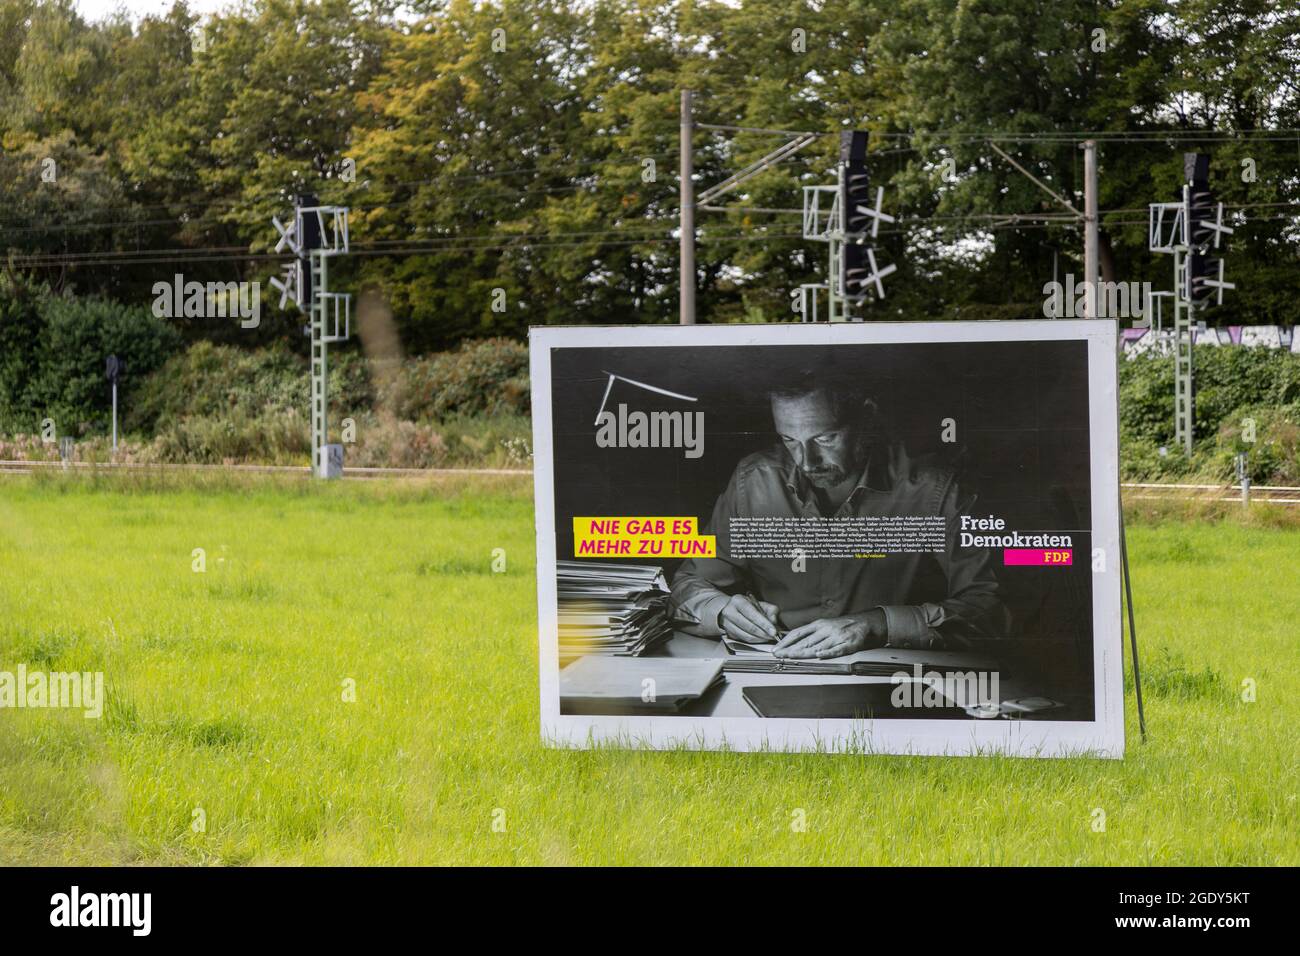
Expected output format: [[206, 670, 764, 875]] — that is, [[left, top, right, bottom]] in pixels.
[[1118, 508, 1148, 741]]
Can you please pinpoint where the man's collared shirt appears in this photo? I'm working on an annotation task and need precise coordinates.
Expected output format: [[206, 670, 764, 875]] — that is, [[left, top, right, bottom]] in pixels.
[[669, 442, 1008, 649]]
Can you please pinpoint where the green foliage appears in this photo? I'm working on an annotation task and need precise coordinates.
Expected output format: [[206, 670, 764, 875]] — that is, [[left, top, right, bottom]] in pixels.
[[0, 0, 1293, 342], [128, 341, 305, 432], [34, 296, 180, 433], [1, 0, 1299, 463], [113, 338, 528, 465], [1211, 402, 1300, 485], [127, 341, 372, 433], [0, 275, 179, 434], [1120, 347, 1300, 445], [1195, 348, 1300, 424], [146, 405, 312, 466], [1119, 352, 1178, 448], [0, 274, 46, 431], [1119, 348, 1300, 483], [383, 337, 530, 421]]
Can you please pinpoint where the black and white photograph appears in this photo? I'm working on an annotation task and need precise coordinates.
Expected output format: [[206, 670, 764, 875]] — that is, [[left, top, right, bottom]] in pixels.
[[532, 320, 1123, 757]]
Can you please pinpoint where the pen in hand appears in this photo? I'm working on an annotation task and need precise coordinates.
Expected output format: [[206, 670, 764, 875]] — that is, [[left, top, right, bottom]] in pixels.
[[746, 591, 781, 643]]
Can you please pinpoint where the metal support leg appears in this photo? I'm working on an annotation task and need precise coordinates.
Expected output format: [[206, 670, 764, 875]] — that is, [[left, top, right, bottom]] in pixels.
[[1119, 509, 1147, 742]]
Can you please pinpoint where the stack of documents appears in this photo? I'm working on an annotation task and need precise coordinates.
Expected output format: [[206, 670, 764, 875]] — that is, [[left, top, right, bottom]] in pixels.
[[557, 561, 674, 662], [560, 656, 724, 714]]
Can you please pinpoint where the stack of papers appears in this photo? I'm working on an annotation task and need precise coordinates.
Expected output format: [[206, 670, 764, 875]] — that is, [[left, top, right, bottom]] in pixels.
[[560, 656, 725, 714], [557, 561, 674, 662]]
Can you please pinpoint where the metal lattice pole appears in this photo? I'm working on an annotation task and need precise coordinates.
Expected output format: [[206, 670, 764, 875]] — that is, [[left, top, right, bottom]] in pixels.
[[1150, 158, 1232, 459], [310, 250, 328, 476], [1173, 249, 1194, 455], [798, 131, 893, 323], [271, 197, 351, 479]]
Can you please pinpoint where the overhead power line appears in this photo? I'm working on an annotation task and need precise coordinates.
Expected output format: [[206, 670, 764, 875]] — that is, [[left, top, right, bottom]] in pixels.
[[10, 208, 1300, 271]]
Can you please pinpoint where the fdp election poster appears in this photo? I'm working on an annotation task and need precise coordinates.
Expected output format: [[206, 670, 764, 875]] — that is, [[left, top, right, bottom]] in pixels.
[[530, 321, 1123, 758]]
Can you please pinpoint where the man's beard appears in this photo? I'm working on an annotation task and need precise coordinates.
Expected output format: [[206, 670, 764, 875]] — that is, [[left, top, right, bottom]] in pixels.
[[801, 463, 849, 488], [799, 435, 870, 489]]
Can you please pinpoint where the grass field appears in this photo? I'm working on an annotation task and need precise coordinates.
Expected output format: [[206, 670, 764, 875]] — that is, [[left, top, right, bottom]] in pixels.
[[0, 472, 1295, 865]]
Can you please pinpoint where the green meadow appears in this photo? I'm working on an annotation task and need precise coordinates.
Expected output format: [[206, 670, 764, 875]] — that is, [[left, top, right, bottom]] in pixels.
[[0, 473, 1295, 865]]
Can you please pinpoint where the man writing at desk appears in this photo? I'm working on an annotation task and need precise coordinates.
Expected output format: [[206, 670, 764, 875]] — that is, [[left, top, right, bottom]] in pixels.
[[670, 370, 1008, 660]]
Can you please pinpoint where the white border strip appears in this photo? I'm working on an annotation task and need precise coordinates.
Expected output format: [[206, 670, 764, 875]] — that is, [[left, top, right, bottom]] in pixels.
[[530, 320, 1124, 759]]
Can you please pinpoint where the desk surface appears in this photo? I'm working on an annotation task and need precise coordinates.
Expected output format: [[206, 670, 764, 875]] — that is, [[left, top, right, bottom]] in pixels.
[[646, 632, 1033, 718]]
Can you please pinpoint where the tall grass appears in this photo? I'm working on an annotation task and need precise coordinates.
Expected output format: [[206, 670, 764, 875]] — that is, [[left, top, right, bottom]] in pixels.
[[0, 474, 1295, 865]]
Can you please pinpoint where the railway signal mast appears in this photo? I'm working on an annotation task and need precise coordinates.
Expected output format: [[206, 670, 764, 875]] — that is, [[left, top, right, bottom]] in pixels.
[[1148, 154, 1233, 456], [269, 194, 352, 478], [800, 130, 895, 322]]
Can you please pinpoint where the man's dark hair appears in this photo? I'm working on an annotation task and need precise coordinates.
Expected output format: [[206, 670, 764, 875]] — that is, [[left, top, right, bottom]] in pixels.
[[768, 368, 873, 424]]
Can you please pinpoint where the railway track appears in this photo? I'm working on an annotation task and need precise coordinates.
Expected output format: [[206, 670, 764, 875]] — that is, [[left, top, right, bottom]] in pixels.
[[0, 459, 531, 480], [1121, 481, 1300, 505]]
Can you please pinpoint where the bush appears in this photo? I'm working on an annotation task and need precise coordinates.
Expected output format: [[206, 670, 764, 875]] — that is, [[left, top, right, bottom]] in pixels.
[[1119, 353, 1177, 448], [128, 341, 373, 434], [1194, 347, 1300, 431], [1121, 347, 1300, 442], [1118, 436, 1199, 482], [145, 406, 312, 465], [0, 279, 179, 436], [0, 275, 46, 433], [380, 337, 529, 420], [344, 412, 531, 469], [123, 338, 528, 466], [128, 341, 303, 431], [1211, 403, 1300, 485], [345, 415, 447, 468]]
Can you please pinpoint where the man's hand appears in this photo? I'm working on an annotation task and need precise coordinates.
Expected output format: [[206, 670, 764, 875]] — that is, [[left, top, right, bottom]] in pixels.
[[773, 609, 887, 659], [718, 594, 781, 644]]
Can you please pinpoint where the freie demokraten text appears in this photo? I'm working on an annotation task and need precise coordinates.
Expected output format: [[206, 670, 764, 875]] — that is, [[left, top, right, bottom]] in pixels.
[[958, 515, 1073, 549]]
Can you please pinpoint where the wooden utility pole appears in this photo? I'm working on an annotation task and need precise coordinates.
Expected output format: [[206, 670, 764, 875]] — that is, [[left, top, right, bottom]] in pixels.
[[1082, 140, 1099, 318], [679, 89, 696, 325]]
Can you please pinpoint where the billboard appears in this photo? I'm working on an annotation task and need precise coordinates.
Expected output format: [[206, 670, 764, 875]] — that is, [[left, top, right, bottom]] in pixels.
[[530, 320, 1124, 758]]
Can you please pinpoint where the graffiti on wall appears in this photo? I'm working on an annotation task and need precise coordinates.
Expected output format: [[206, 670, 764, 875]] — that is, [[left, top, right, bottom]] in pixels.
[[1121, 325, 1299, 357]]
